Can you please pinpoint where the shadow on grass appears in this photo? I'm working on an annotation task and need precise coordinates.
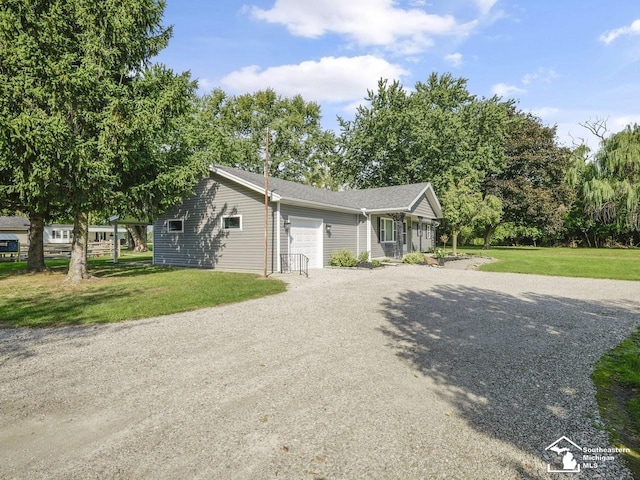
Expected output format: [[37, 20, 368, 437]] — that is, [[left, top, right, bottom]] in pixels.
[[0, 255, 163, 280], [1, 284, 137, 328], [379, 285, 640, 477]]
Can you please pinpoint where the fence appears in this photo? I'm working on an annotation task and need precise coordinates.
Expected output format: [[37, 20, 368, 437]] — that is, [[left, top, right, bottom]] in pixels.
[[16, 241, 118, 261]]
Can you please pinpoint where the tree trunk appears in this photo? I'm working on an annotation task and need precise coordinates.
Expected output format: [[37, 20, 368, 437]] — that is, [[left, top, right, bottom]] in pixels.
[[127, 225, 148, 252], [483, 225, 495, 250], [452, 230, 459, 256], [67, 211, 90, 283], [26, 212, 46, 272]]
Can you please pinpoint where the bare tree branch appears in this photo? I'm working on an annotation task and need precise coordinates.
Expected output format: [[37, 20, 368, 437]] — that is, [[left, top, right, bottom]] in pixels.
[[579, 117, 610, 142]]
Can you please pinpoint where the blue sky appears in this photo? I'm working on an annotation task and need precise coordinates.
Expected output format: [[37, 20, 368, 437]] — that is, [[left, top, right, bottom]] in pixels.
[[155, 0, 640, 149]]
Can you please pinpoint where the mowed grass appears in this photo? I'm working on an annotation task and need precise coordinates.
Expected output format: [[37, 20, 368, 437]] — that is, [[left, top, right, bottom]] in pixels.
[[592, 328, 640, 477], [459, 246, 640, 281], [0, 253, 286, 328]]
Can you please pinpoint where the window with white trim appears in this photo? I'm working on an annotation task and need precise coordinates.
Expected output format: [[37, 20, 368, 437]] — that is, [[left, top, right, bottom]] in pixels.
[[380, 218, 396, 243], [167, 219, 183, 233], [222, 215, 242, 230]]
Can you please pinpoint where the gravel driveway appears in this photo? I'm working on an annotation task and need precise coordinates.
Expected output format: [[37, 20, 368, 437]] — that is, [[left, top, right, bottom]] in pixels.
[[1, 266, 639, 479]]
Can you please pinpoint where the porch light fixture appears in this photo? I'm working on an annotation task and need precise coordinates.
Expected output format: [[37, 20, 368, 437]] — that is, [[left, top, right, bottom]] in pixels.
[[325, 223, 332, 232], [283, 218, 291, 231]]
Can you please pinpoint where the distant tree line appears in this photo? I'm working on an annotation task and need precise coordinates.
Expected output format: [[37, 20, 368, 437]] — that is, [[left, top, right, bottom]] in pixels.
[[1, 0, 638, 283]]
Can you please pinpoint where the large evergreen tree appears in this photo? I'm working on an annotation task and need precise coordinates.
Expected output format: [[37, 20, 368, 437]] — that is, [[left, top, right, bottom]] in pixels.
[[0, 0, 203, 281]]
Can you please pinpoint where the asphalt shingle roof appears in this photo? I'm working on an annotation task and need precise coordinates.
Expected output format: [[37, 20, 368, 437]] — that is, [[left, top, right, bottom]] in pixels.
[[214, 165, 433, 212], [0, 216, 30, 230]]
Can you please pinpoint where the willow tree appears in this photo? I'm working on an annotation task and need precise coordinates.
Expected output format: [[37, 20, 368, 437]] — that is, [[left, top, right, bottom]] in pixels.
[[570, 124, 640, 235], [0, 0, 202, 282]]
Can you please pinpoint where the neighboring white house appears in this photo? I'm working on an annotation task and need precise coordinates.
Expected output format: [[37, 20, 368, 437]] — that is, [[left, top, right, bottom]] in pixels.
[[44, 224, 128, 244]]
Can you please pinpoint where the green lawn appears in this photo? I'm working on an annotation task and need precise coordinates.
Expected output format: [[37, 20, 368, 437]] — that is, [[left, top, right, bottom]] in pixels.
[[0, 253, 286, 327], [459, 246, 640, 281], [592, 328, 640, 477]]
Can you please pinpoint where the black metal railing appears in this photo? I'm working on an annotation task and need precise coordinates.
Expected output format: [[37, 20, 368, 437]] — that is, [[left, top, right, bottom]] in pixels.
[[280, 253, 309, 277]]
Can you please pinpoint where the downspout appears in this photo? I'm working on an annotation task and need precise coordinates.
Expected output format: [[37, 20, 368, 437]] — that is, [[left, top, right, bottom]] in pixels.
[[361, 208, 371, 261], [276, 201, 281, 273]]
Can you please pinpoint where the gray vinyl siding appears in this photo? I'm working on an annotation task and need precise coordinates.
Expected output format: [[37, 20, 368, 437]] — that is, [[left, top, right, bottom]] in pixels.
[[370, 215, 394, 258], [424, 223, 436, 250], [279, 204, 359, 266], [356, 214, 367, 257], [409, 194, 436, 219], [411, 221, 437, 252], [154, 175, 276, 271]]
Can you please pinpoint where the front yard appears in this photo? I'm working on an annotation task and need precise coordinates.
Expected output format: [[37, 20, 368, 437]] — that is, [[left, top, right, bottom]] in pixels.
[[0, 254, 286, 328], [459, 246, 640, 281]]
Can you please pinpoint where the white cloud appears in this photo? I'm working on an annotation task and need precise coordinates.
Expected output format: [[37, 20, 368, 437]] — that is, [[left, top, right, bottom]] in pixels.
[[197, 78, 216, 92], [528, 107, 560, 118], [444, 52, 463, 66], [474, 0, 498, 15], [247, 0, 477, 54], [491, 83, 525, 97], [521, 67, 558, 85], [219, 55, 409, 103], [600, 19, 640, 44], [610, 115, 640, 130]]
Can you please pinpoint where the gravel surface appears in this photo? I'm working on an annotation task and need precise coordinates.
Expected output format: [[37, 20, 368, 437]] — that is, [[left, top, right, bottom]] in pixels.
[[1, 266, 638, 479]]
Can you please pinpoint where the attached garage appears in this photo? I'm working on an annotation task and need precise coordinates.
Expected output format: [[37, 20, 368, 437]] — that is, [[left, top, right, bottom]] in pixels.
[[289, 217, 323, 269], [154, 165, 443, 273]]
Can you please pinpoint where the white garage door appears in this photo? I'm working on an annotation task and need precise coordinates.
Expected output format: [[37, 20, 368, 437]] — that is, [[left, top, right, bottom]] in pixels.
[[290, 217, 323, 269]]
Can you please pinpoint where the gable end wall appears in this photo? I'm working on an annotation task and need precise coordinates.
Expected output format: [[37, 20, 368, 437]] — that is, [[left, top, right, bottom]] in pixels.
[[154, 175, 275, 271]]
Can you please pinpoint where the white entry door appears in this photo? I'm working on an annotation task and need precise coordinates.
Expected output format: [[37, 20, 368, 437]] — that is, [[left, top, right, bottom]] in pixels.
[[290, 217, 323, 269]]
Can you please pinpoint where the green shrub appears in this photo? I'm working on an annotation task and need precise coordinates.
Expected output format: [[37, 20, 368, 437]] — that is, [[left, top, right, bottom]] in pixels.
[[435, 248, 448, 259], [371, 259, 382, 268], [329, 249, 358, 267], [357, 251, 369, 263], [403, 252, 426, 264]]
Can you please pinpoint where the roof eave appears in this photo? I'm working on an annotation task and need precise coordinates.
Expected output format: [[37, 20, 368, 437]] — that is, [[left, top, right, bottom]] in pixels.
[[210, 164, 282, 201], [362, 207, 412, 214], [280, 197, 362, 214]]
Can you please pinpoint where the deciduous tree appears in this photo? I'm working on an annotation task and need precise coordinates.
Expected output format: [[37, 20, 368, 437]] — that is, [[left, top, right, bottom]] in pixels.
[[485, 110, 574, 242], [195, 88, 338, 185], [570, 124, 640, 234]]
